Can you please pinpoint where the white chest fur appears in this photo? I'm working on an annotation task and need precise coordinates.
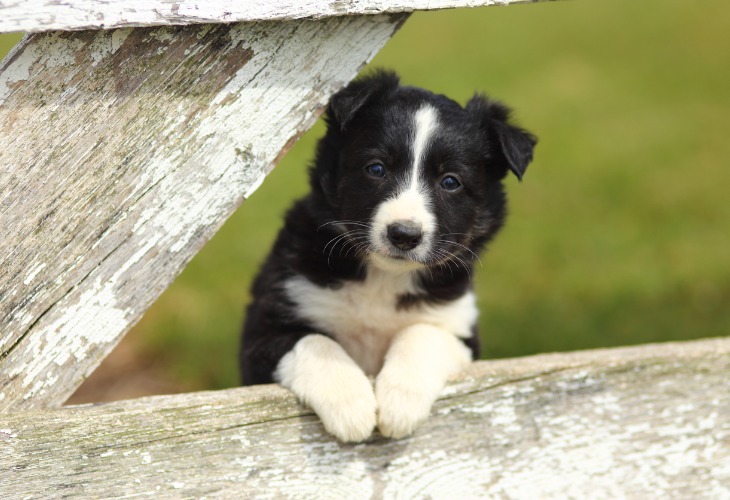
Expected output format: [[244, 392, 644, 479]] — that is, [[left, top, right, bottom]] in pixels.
[[284, 266, 478, 375]]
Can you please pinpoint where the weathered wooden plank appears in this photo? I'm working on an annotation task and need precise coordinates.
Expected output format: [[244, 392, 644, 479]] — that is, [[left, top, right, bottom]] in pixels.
[[0, 0, 544, 34], [0, 15, 408, 412], [1, 338, 729, 498]]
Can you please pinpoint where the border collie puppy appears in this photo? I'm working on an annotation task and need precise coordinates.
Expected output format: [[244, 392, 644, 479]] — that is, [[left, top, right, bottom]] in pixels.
[[240, 71, 536, 442]]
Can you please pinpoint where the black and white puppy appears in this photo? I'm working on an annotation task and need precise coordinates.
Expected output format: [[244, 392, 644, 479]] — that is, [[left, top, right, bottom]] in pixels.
[[240, 71, 536, 442]]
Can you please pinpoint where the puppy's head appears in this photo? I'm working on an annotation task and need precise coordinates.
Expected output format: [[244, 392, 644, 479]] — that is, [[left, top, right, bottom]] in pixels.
[[313, 70, 536, 272]]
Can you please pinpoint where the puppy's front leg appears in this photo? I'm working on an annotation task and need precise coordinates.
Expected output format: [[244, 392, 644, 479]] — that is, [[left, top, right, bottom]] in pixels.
[[275, 334, 377, 442], [376, 324, 472, 439]]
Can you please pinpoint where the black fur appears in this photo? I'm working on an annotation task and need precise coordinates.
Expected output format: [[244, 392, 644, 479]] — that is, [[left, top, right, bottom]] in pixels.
[[240, 70, 536, 385]]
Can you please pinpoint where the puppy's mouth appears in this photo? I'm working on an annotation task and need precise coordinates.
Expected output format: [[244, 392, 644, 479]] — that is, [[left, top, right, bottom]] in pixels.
[[375, 249, 414, 262], [369, 250, 426, 272]]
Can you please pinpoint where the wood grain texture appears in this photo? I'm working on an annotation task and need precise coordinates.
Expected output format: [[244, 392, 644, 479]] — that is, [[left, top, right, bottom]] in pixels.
[[0, 0, 545, 34], [1, 337, 729, 498], [0, 14, 408, 412]]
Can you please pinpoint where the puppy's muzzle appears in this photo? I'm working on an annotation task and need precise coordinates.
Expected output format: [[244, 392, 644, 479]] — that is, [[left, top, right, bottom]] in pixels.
[[386, 221, 423, 251]]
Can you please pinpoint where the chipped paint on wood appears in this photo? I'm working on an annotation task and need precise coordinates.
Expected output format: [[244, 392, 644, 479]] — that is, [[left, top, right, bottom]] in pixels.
[[0, 0, 545, 34], [0, 338, 728, 497], [0, 14, 408, 411]]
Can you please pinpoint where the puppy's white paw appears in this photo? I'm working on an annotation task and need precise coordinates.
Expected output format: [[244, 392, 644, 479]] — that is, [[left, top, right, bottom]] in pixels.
[[276, 334, 377, 442], [316, 380, 377, 443], [374, 324, 469, 439], [375, 377, 433, 439]]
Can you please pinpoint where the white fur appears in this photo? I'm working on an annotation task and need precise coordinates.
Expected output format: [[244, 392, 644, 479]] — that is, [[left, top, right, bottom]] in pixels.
[[369, 105, 440, 267], [410, 105, 439, 189], [279, 267, 476, 441], [284, 265, 477, 375], [274, 334, 377, 443], [370, 189, 436, 265], [376, 323, 472, 438]]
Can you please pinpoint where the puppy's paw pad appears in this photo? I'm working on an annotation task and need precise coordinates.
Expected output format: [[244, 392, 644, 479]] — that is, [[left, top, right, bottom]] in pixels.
[[376, 383, 432, 439]]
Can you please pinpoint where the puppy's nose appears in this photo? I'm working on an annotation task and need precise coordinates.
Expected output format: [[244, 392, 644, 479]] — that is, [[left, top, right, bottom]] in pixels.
[[387, 221, 423, 251]]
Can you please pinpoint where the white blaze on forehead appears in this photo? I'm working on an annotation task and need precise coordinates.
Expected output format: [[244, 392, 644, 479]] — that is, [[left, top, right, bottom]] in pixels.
[[369, 105, 440, 265], [409, 105, 439, 189]]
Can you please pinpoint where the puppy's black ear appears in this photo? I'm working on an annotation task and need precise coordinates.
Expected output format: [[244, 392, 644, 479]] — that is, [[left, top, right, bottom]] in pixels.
[[328, 70, 400, 130], [466, 94, 537, 181]]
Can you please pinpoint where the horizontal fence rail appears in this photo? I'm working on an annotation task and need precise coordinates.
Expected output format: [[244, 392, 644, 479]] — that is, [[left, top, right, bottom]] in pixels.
[[0, 0, 539, 34], [1, 338, 729, 497]]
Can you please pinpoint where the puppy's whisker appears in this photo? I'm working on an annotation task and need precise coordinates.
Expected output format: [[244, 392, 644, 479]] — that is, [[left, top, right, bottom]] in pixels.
[[430, 248, 449, 274], [431, 247, 472, 279], [323, 229, 360, 255], [351, 241, 373, 259], [429, 249, 456, 278], [439, 231, 478, 243], [340, 237, 362, 258], [451, 253, 472, 279], [438, 239, 483, 267], [318, 220, 373, 231], [341, 234, 370, 258], [355, 243, 372, 257], [327, 231, 361, 268]]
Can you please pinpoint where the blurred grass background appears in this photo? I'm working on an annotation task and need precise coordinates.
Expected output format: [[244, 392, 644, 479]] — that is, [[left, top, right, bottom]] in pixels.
[[3, 0, 729, 397]]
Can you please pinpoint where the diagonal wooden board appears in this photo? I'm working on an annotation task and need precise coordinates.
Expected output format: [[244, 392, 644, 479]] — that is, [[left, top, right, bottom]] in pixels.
[[0, 14, 409, 411], [1, 338, 729, 497]]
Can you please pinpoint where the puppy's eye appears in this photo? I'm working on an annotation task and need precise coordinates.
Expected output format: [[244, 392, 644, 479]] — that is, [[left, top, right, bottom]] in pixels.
[[365, 163, 386, 178], [440, 175, 462, 191]]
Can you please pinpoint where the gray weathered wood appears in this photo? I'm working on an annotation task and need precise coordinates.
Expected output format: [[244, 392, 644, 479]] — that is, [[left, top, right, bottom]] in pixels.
[[1, 337, 729, 498], [0, 0, 543, 34], [0, 15, 408, 412]]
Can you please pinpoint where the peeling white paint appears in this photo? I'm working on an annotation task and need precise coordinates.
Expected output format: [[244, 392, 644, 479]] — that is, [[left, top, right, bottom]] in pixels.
[[148, 28, 175, 43], [243, 172, 267, 200], [23, 262, 47, 285], [230, 434, 251, 447], [0, 428, 16, 439], [384, 450, 494, 499], [10, 276, 130, 402], [23, 371, 59, 401], [0, 0, 532, 34], [89, 28, 131, 66], [0, 39, 34, 105], [264, 442, 375, 499]]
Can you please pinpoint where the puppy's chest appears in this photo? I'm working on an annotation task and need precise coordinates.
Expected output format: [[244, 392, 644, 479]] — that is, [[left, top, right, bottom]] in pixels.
[[284, 268, 476, 375]]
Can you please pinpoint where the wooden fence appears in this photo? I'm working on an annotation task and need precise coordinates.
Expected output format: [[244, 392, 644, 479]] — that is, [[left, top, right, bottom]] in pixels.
[[1, 1, 728, 497]]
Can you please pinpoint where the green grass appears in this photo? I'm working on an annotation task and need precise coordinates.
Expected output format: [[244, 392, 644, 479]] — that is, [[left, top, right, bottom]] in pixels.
[[0, 33, 22, 55], [3, 0, 729, 391]]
